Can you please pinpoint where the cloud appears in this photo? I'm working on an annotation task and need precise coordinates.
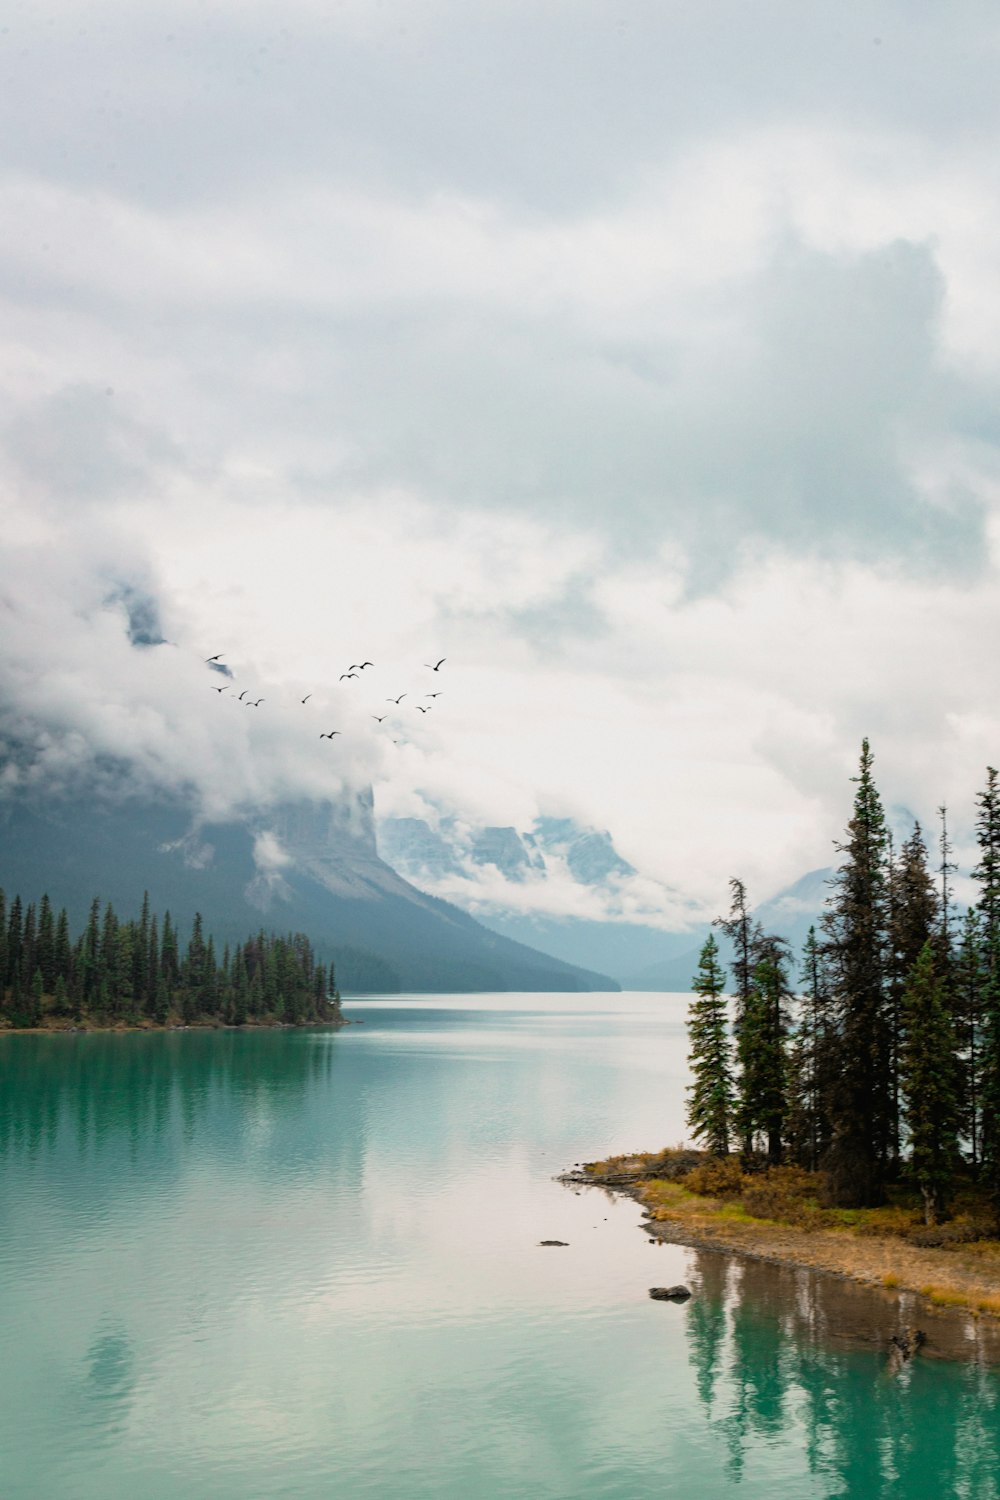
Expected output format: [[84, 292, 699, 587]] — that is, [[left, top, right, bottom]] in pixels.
[[4, 0, 1000, 924]]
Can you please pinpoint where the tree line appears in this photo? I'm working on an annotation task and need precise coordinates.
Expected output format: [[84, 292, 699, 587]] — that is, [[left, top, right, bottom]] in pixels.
[[0, 890, 341, 1029], [686, 739, 1000, 1225]]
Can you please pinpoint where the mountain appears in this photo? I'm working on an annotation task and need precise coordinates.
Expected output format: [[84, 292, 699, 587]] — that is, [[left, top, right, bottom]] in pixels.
[[0, 788, 618, 994], [376, 812, 839, 990], [618, 869, 833, 991], [377, 810, 703, 979]]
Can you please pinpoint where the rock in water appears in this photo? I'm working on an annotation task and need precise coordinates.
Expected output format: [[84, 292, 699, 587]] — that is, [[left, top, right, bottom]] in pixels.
[[538, 1240, 569, 1247], [888, 1325, 926, 1374], [649, 1285, 691, 1302]]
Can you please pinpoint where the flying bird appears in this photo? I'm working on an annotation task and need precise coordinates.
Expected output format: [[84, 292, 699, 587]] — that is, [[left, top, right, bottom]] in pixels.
[[359, 661, 374, 669], [387, 694, 407, 704], [301, 694, 312, 703], [249, 698, 265, 707], [205, 654, 225, 663], [210, 685, 228, 694], [237, 690, 248, 702], [371, 715, 387, 723], [416, 706, 430, 713], [320, 730, 341, 739], [340, 672, 359, 681], [425, 658, 446, 671], [425, 692, 442, 698]]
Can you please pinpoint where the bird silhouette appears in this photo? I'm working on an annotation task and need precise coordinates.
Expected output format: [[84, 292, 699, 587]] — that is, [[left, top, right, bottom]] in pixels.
[[237, 690, 248, 702], [416, 706, 430, 713], [210, 685, 228, 693], [320, 730, 341, 739], [340, 672, 359, 681], [425, 658, 446, 671], [359, 661, 374, 669], [371, 715, 387, 723], [387, 694, 407, 704], [301, 694, 312, 703], [249, 698, 265, 707], [426, 692, 442, 698], [205, 654, 225, 663]]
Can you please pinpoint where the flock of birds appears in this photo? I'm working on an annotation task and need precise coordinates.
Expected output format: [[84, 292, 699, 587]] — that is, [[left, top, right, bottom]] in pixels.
[[204, 653, 447, 746]]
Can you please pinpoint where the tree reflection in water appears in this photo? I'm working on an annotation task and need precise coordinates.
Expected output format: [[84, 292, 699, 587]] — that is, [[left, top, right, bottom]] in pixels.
[[684, 1247, 1000, 1496]]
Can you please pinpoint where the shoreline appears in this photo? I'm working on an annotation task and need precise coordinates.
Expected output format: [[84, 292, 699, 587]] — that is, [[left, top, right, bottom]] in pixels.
[[0, 1015, 351, 1036], [563, 1163, 1000, 1366]]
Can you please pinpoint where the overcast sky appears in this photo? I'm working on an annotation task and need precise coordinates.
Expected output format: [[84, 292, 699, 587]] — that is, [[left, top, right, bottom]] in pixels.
[[4, 0, 1000, 924]]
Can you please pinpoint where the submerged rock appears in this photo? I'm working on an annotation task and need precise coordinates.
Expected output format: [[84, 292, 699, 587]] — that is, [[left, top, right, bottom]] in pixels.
[[888, 1325, 925, 1375], [649, 1285, 691, 1302]]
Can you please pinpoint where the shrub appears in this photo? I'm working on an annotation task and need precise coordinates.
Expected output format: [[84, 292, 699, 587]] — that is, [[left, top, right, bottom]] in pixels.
[[908, 1217, 985, 1249], [683, 1156, 746, 1198], [738, 1166, 822, 1226]]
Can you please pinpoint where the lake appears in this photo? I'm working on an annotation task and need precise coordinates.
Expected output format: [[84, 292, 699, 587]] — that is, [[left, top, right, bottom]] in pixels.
[[1, 994, 998, 1498]]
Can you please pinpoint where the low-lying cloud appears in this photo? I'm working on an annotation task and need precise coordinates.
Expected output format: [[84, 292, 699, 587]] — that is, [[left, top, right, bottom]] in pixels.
[[4, 0, 1000, 920]]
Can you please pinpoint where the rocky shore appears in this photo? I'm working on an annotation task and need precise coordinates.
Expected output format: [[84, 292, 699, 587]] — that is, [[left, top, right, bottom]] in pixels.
[[563, 1153, 1000, 1366]]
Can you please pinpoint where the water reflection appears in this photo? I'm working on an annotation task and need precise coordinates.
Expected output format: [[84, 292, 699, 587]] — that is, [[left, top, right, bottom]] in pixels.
[[2, 1005, 999, 1500], [0, 1029, 345, 1159], [685, 1247, 1000, 1496]]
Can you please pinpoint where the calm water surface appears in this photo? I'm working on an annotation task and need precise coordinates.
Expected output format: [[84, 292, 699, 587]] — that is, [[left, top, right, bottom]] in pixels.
[[1, 994, 998, 1499]]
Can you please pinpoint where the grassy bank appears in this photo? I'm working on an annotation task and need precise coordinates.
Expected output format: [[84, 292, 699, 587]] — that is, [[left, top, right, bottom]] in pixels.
[[569, 1150, 1000, 1320]]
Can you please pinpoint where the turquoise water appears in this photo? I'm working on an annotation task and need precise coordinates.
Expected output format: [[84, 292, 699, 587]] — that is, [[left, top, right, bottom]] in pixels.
[[1, 994, 998, 1499]]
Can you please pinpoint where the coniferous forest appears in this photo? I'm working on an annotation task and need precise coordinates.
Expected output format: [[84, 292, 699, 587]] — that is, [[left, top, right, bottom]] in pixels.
[[687, 740, 1000, 1228], [0, 890, 341, 1030]]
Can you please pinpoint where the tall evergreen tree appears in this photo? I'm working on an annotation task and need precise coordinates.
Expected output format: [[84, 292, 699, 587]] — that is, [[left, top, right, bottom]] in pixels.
[[955, 909, 986, 1172], [886, 822, 939, 1168], [822, 739, 892, 1207], [79, 897, 101, 1006], [0, 889, 6, 1002], [686, 935, 735, 1156], [900, 943, 959, 1225], [53, 907, 71, 983], [6, 894, 23, 988], [972, 767, 1000, 1215], [36, 894, 55, 990], [738, 939, 791, 1164], [787, 927, 835, 1171], [715, 878, 762, 1155]]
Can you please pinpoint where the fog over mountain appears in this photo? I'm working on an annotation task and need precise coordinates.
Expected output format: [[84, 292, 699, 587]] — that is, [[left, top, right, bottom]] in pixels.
[[3, 0, 1000, 932]]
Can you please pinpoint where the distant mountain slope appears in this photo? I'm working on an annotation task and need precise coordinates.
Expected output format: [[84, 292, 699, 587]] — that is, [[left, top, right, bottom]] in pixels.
[[619, 869, 834, 991], [0, 790, 617, 994], [376, 810, 835, 989], [377, 809, 702, 980]]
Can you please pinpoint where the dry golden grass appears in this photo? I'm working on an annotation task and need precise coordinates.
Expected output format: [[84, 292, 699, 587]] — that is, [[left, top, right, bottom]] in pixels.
[[581, 1150, 1000, 1318]]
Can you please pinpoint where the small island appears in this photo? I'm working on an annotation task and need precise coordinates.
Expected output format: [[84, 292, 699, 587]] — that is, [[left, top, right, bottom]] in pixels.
[[570, 743, 1000, 1337], [0, 889, 343, 1032]]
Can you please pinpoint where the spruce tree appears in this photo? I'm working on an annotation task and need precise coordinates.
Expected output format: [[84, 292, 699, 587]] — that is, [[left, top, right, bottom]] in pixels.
[[738, 939, 791, 1163], [29, 967, 44, 1027], [6, 894, 23, 988], [956, 909, 986, 1172], [36, 894, 55, 990], [79, 897, 101, 1007], [53, 907, 71, 985], [972, 767, 1000, 1215], [886, 823, 939, 1167], [686, 935, 735, 1156], [822, 739, 892, 1206], [0, 889, 6, 999], [53, 974, 69, 1017], [787, 927, 835, 1171], [900, 942, 959, 1225], [714, 878, 762, 1155]]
